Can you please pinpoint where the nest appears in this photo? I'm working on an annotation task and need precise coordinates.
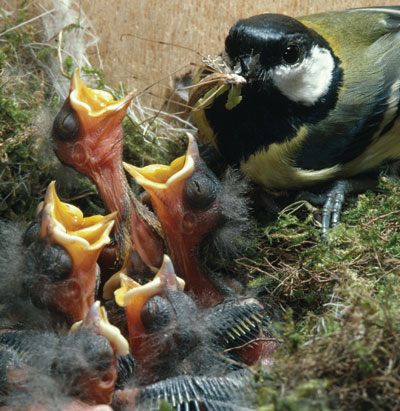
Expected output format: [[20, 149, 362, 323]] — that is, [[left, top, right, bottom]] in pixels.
[[1, 2, 400, 410]]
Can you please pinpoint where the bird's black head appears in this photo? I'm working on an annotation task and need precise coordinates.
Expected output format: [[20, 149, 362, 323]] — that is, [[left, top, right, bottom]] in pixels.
[[225, 13, 341, 107]]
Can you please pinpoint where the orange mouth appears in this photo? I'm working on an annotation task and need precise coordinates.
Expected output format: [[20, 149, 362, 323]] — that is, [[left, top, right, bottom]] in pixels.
[[38, 181, 115, 322], [123, 133, 198, 191], [70, 68, 135, 124]]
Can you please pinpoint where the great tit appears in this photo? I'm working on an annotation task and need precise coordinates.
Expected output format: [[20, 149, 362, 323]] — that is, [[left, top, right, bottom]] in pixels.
[[190, 7, 400, 235]]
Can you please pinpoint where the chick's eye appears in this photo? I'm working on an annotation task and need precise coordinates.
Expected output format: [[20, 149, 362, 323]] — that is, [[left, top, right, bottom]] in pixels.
[[282, 44, 301, 65], [141, 296, 173, 331], [52, 102, 79, 141], [84, 336, 114, 372], [36, 243, 73, 281], [22, 220, 41, 246], [184, 169, 218, 210]]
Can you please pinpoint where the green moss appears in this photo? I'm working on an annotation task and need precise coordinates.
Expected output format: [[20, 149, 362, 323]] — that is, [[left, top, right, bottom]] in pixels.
[[158, 400, 173, 411], [81, 66, 105, 89], [2, 4, 400, 410], [0, 4, 177, 221], [250, 178, 400, 409], [0, 7, 49, 221], [122, 115, 185, 168]]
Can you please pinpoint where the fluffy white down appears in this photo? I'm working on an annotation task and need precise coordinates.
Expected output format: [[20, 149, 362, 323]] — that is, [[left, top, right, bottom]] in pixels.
[[270, 45, 335, 106]]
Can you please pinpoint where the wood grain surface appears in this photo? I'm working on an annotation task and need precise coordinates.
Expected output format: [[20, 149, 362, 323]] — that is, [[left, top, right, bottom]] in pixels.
[[5, 1, 395, 104], [77, 0, 399, 102]]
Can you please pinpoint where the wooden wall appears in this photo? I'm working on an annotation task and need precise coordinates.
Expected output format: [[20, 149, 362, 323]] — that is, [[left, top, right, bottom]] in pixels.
[[5, 0, 399, 103], [79, 0, 399, 100]]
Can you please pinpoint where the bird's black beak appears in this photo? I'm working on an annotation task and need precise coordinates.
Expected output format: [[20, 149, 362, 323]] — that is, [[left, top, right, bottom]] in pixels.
[[235, 54, 260, 78]]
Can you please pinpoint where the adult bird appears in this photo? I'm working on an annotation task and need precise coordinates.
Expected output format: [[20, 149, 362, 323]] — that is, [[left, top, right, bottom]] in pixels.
[[190, 7, 400, 235]]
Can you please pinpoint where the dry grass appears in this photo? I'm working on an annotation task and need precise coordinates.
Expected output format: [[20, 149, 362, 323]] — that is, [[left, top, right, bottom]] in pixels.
[[1, 3, 400, 410], [238, 180, 400, 410]]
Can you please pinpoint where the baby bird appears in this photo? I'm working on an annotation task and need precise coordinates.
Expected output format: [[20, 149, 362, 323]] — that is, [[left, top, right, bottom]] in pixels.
[[0, 181, 115, 330], [113, 255, 190, 385], [112, 255, 276, 410], [0, 301, 129, 408], [51, 69, 164, 275], [123, 133, 252, 307]]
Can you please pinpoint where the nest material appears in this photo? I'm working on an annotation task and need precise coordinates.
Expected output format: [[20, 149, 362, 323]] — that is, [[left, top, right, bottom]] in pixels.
[[1, 2, 400, 410]]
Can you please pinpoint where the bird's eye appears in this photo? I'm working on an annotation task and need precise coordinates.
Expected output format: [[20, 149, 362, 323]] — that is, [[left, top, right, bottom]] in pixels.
[[37, 243, 73, 281], [184, 168, 219, 210], [84, 335, 114, 372], [282, 44, 301, 65], [52, 101, 79, 141], [141, 296, 173, 331], [22, 220, 41, 246]]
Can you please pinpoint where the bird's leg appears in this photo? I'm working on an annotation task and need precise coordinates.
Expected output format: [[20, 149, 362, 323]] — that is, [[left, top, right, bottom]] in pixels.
[[297, 178, 378, 238], [322, 179, 379, 238], [321, 180, 350, 237]]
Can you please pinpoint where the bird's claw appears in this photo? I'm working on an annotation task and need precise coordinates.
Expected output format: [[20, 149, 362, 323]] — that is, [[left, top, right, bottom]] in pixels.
[[297, 180, 354, 239], [321, 180, 351, 238]]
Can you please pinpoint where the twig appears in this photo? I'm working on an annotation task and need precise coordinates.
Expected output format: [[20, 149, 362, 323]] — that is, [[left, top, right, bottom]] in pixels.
[[0, 8, 55, 38], [360, 210, 400, 226], [57, 24, 82, 79], [224, 337, 282, 352]]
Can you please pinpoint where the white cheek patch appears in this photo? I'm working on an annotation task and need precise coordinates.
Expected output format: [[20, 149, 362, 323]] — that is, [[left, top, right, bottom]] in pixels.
[[269, 45, 335, 106]]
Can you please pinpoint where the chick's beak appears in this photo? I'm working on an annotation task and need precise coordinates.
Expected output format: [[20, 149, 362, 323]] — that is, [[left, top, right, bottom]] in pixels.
[[70, 301, 129, 357], [70, 68, 134, 133], [123, 133, 196, 189], [114, 255, 184, 347], [40, 181, 115, 322], [123, 133, 198, 235], [53, 68, 134, 177], [124, 134, 225, 306]]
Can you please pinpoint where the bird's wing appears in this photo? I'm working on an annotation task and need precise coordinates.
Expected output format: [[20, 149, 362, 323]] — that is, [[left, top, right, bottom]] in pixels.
[[295, 8, 400, 171]]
